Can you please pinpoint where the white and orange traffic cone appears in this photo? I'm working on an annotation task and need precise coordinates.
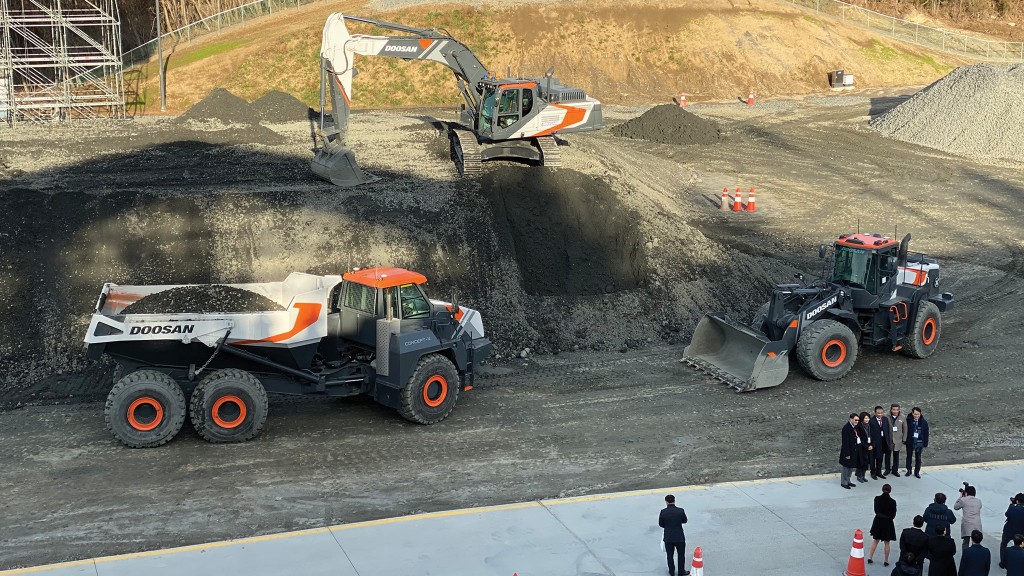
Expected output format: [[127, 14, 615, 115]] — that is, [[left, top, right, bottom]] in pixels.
[[679, 92, 688, 107], [746, 187, 757, 212], [843, 529, 867, 576], [747, 91, 755, 106], [690, 547, 704, 576], [732, 187, 743, 211], [720, 187, 730, 211]]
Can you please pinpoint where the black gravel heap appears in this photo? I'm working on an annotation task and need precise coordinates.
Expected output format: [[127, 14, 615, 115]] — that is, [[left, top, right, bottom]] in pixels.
[[612, 104, 722, 145], [121, 285, 286, 314]]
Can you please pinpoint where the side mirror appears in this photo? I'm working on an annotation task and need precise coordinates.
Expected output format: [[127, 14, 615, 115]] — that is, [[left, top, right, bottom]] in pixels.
[[887, 256, 897, 270], [818, 244, 827, 259]]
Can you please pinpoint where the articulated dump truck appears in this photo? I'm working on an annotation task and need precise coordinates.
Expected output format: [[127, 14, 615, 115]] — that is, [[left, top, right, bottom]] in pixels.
[[84, 268, 491, 447]]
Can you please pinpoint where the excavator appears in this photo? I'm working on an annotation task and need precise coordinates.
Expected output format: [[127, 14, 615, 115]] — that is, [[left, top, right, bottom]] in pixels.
[[312, 13, 605, 186]]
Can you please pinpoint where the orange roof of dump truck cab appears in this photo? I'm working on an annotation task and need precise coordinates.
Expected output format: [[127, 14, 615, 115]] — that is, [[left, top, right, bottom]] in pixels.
[[343, 267, 428, 289], [835, 233, 899, 249]]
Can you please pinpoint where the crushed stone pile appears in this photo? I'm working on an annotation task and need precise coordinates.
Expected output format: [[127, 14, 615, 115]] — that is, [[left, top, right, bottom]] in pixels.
[[121, 285, 286, 314], [611, 104, 722, 145], [177, 88, 257, 125], [252, 90, 312, 123], [870, 63, 1024, 163]]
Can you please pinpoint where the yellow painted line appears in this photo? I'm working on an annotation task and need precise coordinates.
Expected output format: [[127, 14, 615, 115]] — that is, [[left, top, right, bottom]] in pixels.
[[4, 459, 1022, 575]]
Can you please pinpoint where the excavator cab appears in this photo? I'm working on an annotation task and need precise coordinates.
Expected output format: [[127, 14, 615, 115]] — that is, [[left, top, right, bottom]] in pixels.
[[477, 81, 537, 138]]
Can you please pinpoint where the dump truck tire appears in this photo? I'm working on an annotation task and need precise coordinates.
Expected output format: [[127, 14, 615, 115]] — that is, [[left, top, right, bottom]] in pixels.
[[398, 354, 460, 425], [111, 363, 123, 384], [796, 319, 858, 381], [190, 369, 268, 443], [105, 370, 186, 448], [750, 302, 770, 333], [901, 301, 941, 359]]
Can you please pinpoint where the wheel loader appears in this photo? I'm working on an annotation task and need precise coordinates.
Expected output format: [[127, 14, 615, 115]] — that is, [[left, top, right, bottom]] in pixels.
[[84, 268, 491, 447], [312, 13, 604, 186], [682, 233, 955, 392]]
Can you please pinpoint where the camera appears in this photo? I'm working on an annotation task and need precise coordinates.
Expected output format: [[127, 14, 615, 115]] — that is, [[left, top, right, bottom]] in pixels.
[[959, 482, 972, 496]]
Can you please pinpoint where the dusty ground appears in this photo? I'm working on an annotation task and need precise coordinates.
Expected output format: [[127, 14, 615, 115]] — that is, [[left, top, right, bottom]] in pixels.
[[1, 90, 1024, 568]]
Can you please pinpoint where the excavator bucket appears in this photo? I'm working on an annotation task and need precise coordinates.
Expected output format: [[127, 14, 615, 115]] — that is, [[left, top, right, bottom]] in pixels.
[[311, 144, 372, 187], [682, 312, 791, 392]]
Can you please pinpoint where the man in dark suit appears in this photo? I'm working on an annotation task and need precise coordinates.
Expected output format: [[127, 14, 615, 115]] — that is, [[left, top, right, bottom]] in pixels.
[[869, 405, 891, 479], [928, 525, 957, 576], [1001, 494, 1024, 569], [840, 413, 860, 489], [659, 494, 689, 576], [1008, 534, 1024, 576], [905, 407, 929, 478], [899, 515, 929, 568], [958, 530, 990, 576]]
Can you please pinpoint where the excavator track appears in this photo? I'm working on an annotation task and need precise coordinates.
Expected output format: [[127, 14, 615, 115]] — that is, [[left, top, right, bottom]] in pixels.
[[536, 136, 562, 167], [450, 128, 482, 176]]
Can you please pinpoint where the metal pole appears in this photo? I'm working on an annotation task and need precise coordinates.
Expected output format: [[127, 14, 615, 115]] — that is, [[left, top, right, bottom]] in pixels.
[[156, 0, 166, 112]]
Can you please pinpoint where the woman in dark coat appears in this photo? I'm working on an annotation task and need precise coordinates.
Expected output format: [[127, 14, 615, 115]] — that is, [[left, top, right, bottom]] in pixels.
[[857, 412, 872, 482], [869, 484, 898, 566]]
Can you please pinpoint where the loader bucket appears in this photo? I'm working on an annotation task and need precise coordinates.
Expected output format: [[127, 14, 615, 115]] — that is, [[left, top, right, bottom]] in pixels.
[[311, 146, 374, 187], [682, 312, 790, 392]]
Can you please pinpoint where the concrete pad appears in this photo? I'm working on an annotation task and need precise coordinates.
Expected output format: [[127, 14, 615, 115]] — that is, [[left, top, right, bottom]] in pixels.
[[93, 529, 355, 576]]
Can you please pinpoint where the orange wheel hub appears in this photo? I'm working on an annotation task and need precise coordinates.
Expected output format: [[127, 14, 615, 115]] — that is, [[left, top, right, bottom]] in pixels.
[[922, 318, 937, 345], [821, 339, 847, 368], [127, 397, 164, 431], [422, 375, 448, 408], [211, 395, 247, 429]]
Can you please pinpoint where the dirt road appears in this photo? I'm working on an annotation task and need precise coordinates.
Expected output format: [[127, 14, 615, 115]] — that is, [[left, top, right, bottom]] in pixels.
[[2, 91, 1024, 568]]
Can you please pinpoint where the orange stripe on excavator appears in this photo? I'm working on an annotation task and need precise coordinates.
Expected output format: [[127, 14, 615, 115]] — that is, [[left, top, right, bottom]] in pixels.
[[532, 104, 587, 137], [499, 82, 538, 90], [901, 267, 928, 286], [333, 75, 351, 106], [417, 39, 434, 50], [233, 302, 323, 345], [788, 319, 798, 329]]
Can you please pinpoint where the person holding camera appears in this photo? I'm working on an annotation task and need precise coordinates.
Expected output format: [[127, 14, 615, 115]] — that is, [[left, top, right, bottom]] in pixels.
[[888, 404, 907, 477], [905, 407, 929, 478], [954, 483, 982, 549], [1000, 493, 1024, 569]]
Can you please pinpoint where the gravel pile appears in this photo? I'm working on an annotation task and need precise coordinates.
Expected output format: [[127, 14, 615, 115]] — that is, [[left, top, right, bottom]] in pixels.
[[612, 104, 722, 145], [177, 88, 257, 125], [122, 285, 286, 314], [252, 90, 312, 123], [870, 63, 1024, 163]]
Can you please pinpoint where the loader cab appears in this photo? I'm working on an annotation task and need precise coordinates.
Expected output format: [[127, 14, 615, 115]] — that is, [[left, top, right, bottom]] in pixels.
[[832, 234, 900, 306], [478, 81, 536, 137]]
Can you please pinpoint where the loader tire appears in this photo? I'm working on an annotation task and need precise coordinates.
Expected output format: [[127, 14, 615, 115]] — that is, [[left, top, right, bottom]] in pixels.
[[750, 302, 770, 333], [796, 319, 858, 381], [105, 370, 186, 448], [398, 354, 460, 425], [190, 369, 268, 444], [901, 301, 941, 359]]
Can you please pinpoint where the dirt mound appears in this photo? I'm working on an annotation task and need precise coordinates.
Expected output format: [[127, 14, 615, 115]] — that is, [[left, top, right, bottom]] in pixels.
[[870, 64, 1024, 163], [481, 167, 648, 297], [177, 88, 257, 125], [252, 90, 312, 123], [121, 285, 286, 314], [611, 104, 722, 146]]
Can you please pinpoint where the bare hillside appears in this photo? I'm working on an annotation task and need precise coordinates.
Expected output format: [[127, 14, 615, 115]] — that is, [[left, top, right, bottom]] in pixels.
[[131, 0, 961, 114]]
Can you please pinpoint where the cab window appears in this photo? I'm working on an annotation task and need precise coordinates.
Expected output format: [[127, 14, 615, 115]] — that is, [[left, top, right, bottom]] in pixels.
[[342, 282, 376, 315], [497, 89, 520, 129], [480, 86, 496, 133], [522, 88, 533, 116], [399, 284, 431, 319]]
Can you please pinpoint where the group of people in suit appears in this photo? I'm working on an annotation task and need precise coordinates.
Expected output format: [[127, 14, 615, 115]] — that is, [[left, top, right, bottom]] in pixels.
[[840, 404, 929, 488], [866, 487, 1024, 576]]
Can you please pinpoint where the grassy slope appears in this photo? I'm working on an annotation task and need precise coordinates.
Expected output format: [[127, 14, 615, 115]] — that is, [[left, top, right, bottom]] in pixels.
[[131, 0, 963, 115]]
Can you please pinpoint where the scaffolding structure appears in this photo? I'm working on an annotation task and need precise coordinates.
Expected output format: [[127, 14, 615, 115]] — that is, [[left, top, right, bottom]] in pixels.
[[0, 0, 125, 125]]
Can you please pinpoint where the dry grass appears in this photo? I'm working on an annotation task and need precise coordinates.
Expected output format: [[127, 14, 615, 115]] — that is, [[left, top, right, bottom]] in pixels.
[[134, 0, 965, 115]]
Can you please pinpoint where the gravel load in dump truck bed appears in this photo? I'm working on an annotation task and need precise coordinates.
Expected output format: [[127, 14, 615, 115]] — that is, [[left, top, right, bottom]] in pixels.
[[870, 63, 1024, 163], [121, 285, 286, 314], [252, 90, 312, 123], [611, 104, 722, 145]]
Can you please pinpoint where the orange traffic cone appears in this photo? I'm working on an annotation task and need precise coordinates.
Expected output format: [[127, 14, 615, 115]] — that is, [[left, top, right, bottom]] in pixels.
[[690, 547, 704, 576], [843, 529, 867, 576], [720, 187, 730, 211], [746, 187, 757, 212], [732, 187, 743, 211], [679, 92, 688, 107], [747, 91, 755, 106]]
